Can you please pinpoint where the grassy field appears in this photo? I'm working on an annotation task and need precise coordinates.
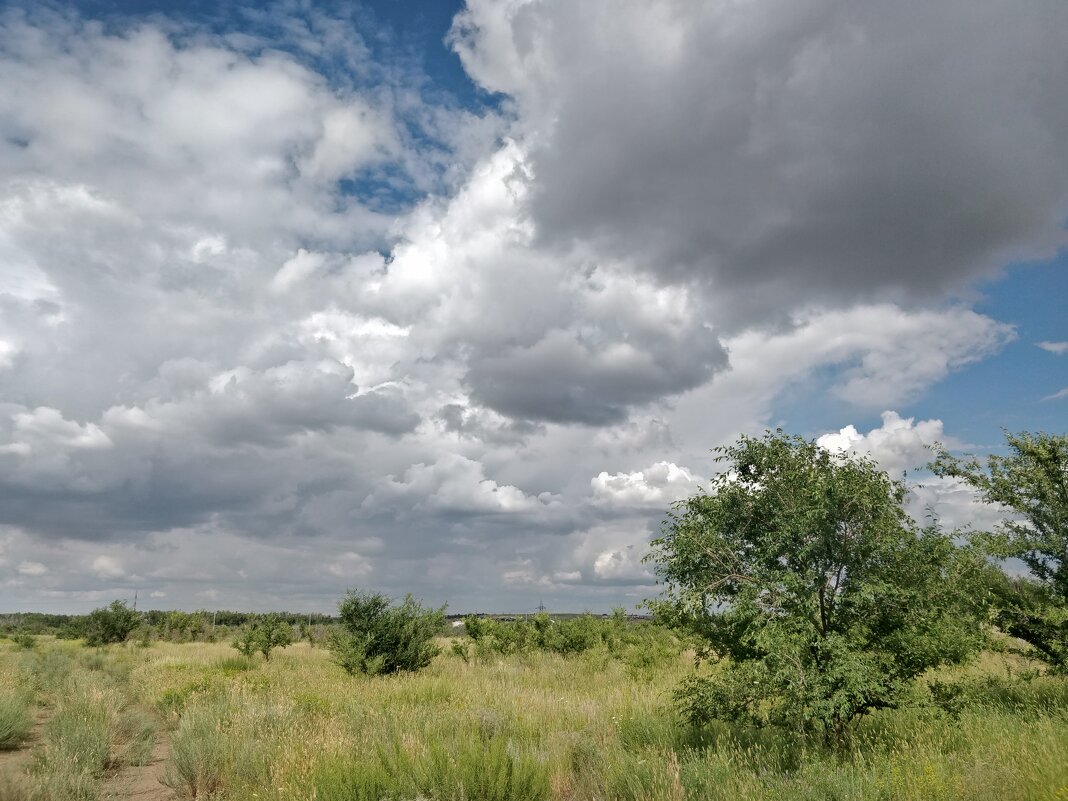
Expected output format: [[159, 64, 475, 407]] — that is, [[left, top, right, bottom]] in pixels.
[[1, 635, 1067, 800]]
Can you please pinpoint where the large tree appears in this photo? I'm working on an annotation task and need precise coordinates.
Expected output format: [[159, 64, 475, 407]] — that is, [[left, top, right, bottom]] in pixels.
[[931, 431, 1068, 669], [649, 431, 988, 741]]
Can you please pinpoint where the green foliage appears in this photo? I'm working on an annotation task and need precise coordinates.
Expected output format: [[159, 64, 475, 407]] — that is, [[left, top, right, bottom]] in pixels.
[[232, 628, 259, 659], [82, 600, 141, 647], [329, 590, 445, 676], [460, 611, 680, 663], [649, 430, 988, 741], [0, 693, 32, 749], [160, 611, 206, 642], [230, 614, 293, 661], [932, 431, 1068, 596], [11, 631, 36, 650], [932, 430, 1068, 670], [985, 573, 1068, 670]]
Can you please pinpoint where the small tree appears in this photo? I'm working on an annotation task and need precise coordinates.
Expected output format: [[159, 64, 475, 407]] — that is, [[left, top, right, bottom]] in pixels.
[[330, 590, 445, 676], [232, 627, 259, 659], [231, 614, 293, 661], [83, 600, 141, 647], [932, 430, 1068, 668], [649, 431, 987, 741]]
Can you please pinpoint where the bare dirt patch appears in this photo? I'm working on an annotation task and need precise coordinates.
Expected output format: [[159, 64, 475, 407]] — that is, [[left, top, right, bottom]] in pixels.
[[102, 731, 174, 801], [0, 709, 48, 779]]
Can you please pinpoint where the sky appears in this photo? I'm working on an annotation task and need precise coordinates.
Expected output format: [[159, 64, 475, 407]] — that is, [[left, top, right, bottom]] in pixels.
[[0, 0, 1065, 614]]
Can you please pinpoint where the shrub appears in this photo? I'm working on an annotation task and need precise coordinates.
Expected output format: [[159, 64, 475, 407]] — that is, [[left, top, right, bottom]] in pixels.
[[11, 631, 36, 650], [460, 612, 681, 662], [329, 591, 445, 676], [83, 600, 141, 647], [0, 694, 32, 750], [163, 701, 230, 799], [231, 615, 293, 661], [232, 628, 259, 659]]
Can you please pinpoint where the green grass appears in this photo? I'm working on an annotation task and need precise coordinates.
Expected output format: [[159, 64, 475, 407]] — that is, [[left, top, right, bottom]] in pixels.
[[314, 734, 550, 801], [40, 689, 114, 778], [3, 637, 1068, 801], [0, 693, 33, 749], [0, 645, 162, 801]]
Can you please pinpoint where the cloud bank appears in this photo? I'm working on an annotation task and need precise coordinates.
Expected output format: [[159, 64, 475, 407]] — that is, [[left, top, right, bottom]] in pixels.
[[0, 1, 1063, 611]]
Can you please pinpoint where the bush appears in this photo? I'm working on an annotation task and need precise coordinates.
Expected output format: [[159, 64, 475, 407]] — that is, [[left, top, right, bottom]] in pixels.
[[231, 615, 293, 661], [11, 631, 36, 650], [329, 591, 445, 676], [83, 600, 141, 647], [932, 431, 1068, 671], [163, 701, 231, 799]]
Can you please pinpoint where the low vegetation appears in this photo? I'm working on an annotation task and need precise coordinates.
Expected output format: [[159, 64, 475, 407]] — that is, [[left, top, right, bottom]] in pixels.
[[0, 428, 1065, 799], [0, 693, 32, 750], [1, 635, 1066, 800]]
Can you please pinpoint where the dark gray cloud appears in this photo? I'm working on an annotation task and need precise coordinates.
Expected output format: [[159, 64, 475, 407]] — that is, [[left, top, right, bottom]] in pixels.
[[452, 0, 1068, 321], [466, 324, 726, 425]]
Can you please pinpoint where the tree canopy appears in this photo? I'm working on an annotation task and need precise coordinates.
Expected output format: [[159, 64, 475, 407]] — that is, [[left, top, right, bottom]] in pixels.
[[232, 614, 293, 660], [932, 431, 1068, 598], [83, 600, 141, 647], [932, 430, 1068, 669], [649, 430, 988, 740]]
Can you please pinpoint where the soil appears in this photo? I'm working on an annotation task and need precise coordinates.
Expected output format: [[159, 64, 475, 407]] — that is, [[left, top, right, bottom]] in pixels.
[[0, 709, 175, 801], [0, 709, 49, 778], [101, 732, 174, 801]]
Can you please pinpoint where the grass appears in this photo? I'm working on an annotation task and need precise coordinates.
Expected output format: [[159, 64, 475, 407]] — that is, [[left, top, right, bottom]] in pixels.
[[162, 699, 231, 798], [0, 693, 33, 749], [0, 642, 160, 801], [2, 637, 1068, 800]]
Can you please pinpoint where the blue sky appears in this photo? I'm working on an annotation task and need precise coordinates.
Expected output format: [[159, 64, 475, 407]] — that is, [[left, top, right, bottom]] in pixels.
[[0, 0, 1064, 613]]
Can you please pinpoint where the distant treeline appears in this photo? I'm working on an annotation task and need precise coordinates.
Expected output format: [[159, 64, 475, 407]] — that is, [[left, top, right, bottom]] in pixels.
[[0, 609, 338, 639], [0, 609, 647, 641]]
